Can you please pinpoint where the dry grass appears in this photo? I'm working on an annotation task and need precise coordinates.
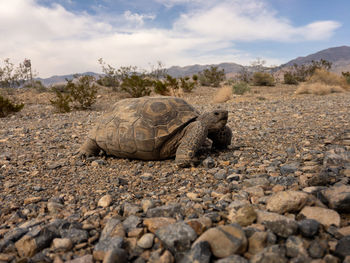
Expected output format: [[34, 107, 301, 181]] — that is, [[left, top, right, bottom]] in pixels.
[[295, 83, 345, 95], [213, 85, 232, 103]]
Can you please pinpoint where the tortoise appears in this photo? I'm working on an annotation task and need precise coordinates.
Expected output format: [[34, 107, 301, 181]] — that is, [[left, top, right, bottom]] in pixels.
[[78, 96, 232, 167]]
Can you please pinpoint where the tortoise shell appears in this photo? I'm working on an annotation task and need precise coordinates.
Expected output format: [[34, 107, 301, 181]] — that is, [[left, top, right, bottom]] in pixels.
[[91, 96, 199, 160]]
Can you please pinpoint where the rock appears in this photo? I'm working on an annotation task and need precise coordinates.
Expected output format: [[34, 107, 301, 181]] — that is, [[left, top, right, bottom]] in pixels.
[[256, 210, 298, 238], [182, 241, 212, 263], [308, 240, 326, 259], [0, 227, 28, 251], [15, 235, 37, 258], [47, 201, 64, 214], [214, 255, 248, 263], [250, 245, 287, 263], [156, 222, 197, 253], [60, 228, 89, 244], [123, 202, 142, 216], [123, 215, 141, 232], [335, 236, 350, 259], [298, 219, 320, 238], [102, 248, 128, 263], [338, 226, 350, 236], [203, 157, 215, 168], [185, 217, 212, 235], [285, 235, 307, 258], [193, 224, 247, 258], [141, 199, 155, 213], [248, 231, 268, 255], [52, 238, 73, 251], [66, 255, 94, 263], [214, 169, 227, 180], [146, 204, 181, 218], [98, 194, 113, 208], [266, 191, 309, 214], [23, 196, 42, 205], [228, 205, 257, 226], [137, 233, 154, 249], [144, 217, 177, 233], [269, 176, 297, 186], [299, 206, 340, 227], [100, 218, 124, 240], [280, 163, 298, 175], [321, 184, 350, 212], [243, 177, 270, 187], [94, 237, 124, 261]]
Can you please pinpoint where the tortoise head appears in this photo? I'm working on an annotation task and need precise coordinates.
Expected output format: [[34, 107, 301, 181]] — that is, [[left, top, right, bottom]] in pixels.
[[197, 110, 228, 132]]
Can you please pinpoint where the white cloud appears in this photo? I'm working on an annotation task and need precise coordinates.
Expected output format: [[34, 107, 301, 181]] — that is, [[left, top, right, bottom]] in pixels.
[[0, 0, 341, 77]]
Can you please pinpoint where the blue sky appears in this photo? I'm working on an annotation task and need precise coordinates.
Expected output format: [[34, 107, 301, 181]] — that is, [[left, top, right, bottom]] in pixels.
[[0, 0, 348, 77]]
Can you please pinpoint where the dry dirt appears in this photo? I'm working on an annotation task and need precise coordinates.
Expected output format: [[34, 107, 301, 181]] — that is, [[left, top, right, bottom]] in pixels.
[[0, 84, 350, 262]]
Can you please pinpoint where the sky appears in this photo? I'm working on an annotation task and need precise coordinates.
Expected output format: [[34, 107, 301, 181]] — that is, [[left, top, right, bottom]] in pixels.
[[0, 0, 349, 78]]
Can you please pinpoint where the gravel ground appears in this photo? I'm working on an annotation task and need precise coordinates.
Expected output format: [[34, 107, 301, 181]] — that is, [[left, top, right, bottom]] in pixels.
[[0, 85, 350, 263]]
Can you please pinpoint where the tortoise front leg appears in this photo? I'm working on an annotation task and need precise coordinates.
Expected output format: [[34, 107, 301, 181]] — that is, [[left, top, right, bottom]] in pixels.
[[175, 121, 207, 167], [78, 138, 100, 158]]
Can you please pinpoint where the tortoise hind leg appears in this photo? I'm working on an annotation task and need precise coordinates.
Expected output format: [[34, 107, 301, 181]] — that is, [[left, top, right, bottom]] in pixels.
[[175, 121, 207, 167], [78, 138, 100, 157]]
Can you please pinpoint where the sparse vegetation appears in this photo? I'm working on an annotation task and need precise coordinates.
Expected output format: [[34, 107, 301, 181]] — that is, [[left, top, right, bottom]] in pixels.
[[121, 73, 153, 98], [179, 77, 196, 93], [50, 75, 98, 112], [232, 81, 251, 95], [295, 68, 350, 95], [0, 58, 31, 89], [199, 66, 225, 87], [0, 94, 24, 117], [342, 71, 350, 84], [213, 86, 232, 103], [23, 80, 47, 92], [283, 72, 298, 85], [252, 72, 275, 86]]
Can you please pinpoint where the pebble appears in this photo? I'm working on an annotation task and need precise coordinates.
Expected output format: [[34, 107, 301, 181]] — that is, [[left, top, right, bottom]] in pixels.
[[228, 205, 257, 226], [266, 190, 309, 214], [137, 233, 154, 249], [193, 224, 247, 258], [298, 206, 341, 227], [298, 219, 320, 238], [52, 238, 73, 251], [98, 194, 113, 208], [321, 184, 350, 212], [144, 217, 177, 233], [335, 236, 350, 259]]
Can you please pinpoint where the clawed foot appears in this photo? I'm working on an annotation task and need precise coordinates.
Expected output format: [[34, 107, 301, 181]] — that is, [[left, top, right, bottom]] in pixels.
[[175, 157, 199, 168]]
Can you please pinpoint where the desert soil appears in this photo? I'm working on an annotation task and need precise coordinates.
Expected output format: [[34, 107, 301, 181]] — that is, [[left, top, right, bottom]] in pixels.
[[0, 85, 350, 263]]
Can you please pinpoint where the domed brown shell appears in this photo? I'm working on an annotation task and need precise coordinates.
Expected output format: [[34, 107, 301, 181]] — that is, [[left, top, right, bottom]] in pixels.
[[92, 97, 199, 160]]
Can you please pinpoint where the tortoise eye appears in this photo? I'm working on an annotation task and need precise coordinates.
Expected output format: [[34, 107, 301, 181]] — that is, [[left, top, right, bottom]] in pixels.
[[214, 112, 219, 116]]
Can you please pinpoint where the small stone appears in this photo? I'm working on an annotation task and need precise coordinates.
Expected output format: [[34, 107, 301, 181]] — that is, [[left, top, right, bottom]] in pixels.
[[280, 163, 298, 175], [298, 219, 320, 238], [299, 206, 340, 227], [47, 201, 64, 214], [185, 217, 212, 235], [193, 224, 247, 258], [124, 203, 142, 216], [228, 205, 257, 226], [98, 194, 113, 208], [308, 240, 326, 259], [146, 204, 181, 218], [15, 235, 37, 257], [338, 226, 350, 236], [214, 169, 227, 180], [60, 228, 89, 244], [183, 241, 212, 263], [335, 236, 350, 259], [285, 235, 307, 258], [137, 233, 154, 249], [94, 237, 124, 261], [186, 192, 200, 201], [123, 215, 141, 232], [256, 210, 298, 238], [23, 196, 42, 205], [66, 255, 94, 263], [128, 228, 144, 238], [144, 217, 177, 233], [214, 255, 248, 263], [321, 184, 350, 212], [102, 248, 128, 263], [250, 245, 287, 263], [156, 222, 197, 253], [203, 157, 215, 168], [266, 190, 309, 214], [100, 218, 124, 240], [248, 231, 268, 255], [141, 199, 155, 213], [52, 238, 73, 251]]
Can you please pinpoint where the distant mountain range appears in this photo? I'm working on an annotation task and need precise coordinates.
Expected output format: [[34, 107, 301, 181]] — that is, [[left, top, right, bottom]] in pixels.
[[37, 46, 350, 85]]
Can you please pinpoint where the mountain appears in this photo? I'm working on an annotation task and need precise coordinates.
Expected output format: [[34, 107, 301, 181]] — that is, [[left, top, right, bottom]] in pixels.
[[167, 62, 244, 78], [280, 46, 350, 73], [36, 72, 100, 86]]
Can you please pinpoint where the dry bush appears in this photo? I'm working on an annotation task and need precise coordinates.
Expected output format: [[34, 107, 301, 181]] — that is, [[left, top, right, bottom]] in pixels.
[[213, 85, 232, 103], [295, 83, 345, 95], [308, 69, 349, 90]]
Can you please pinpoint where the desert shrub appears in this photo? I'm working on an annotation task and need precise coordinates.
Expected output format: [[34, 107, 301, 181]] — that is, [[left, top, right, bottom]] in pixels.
[[295, 83, 345, 95], [121, 74, 152, 98], [153, 75, 179, 95], [308, 69, 349, 90], [179, 77, 195, 93], [283, 72, 298, 85], [342, 71, 350, 84], [50, 75, 98, 112], [252, 72, 275, 86], [67, 75, 98, 109], [213, 86, 232, 103], [199, 66, 225, 87], [153, 80, 169, 95], [23, 80, 47, 92], [192, 74, 198, 81], [232, 82, 250, 95], [50, 88, 72, 112], [0, 94, 24, 117]]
